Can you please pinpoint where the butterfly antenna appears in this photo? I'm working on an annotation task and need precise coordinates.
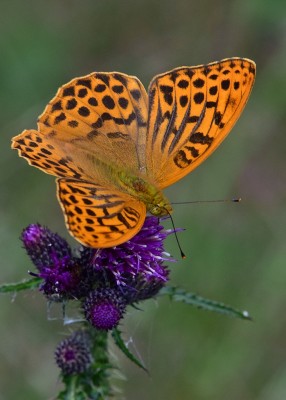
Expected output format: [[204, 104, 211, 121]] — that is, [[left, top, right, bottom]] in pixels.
[[167, 198, 241, 258], [172, 198, 241, 205], [165, 209, 186, 259]]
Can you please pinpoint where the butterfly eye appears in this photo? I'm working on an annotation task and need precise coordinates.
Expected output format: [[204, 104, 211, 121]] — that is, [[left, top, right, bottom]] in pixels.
[[149, 205, 162, 216], [150, 204, 172, 217]]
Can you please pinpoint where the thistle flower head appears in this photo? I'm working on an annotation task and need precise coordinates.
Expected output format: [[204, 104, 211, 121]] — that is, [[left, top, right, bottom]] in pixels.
[[55, 330, 92, 375], [80, 216, 175, 286], [83, 288, 127, 330], [21, 224, 71, 269], [21, 217, 179, 325], [21, 224, 91, 300]]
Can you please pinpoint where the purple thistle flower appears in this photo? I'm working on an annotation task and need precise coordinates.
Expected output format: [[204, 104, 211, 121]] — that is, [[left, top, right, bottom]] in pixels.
[[20, 217, 179, 325], [118, 273, 169, 303], [39, 257, 82, 300], [21, 224, 92, 300], [80, 216, 176, 286], [21, 224, 71, 269], [83, 288, 127, 331], [55, 330, 92, 375]]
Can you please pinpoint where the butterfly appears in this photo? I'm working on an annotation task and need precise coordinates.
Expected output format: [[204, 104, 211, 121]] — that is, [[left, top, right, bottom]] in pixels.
[[12, 58, 256, 248]]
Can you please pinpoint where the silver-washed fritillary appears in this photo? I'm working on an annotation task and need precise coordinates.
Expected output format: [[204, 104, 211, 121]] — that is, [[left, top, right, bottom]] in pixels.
[[12, 58, 256, 248]]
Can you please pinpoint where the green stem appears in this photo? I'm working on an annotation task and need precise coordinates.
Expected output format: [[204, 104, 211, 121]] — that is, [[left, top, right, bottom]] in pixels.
[[64, 375, 78, 400], [90, 328, 112, 395], [57, 328, 113, 400]]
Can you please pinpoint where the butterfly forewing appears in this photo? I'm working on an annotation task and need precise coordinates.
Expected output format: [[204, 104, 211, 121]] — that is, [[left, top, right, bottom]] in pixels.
[[57, 178, 146, 248], [14, 72, 149, 176], [146, 58, 256, 189], [12, 129, 97, 181]]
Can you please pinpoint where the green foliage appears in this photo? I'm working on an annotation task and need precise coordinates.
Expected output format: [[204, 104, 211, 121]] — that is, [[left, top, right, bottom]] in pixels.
[[160, 286, 252, 320], [112, 328, 148, 373], [0, 277, 41, 293]]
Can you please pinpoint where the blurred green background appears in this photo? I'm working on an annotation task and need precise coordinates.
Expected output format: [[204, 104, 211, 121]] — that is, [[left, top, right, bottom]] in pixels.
[[1, 0, 286, 399]]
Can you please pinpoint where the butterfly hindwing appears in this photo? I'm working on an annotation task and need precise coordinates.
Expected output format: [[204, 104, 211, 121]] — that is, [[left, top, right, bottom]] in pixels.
[[146, 58, 256, 188], [57, 178, 146, 248]]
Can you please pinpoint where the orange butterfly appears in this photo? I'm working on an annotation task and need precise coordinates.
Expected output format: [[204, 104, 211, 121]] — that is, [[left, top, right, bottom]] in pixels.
[[12, 58, 255, 248]]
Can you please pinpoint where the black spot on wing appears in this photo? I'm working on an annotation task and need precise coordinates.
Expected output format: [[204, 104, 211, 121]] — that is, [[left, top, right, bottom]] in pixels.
[[78, 106, 90, 117], [221, 79, 230, 90], [52, 101, 62, 111], [96, 74, 110, 86], [94, 84, 106, 93], [113, 74, 127, 86], [189, 132, 213, 146], [180, 95, 188, 107], [194, 92, 204, 104], [160, 85, 173, 106], [118, 97, 129, 109], [112, 85, 124, 94], [66, 98, 77, 110], [78, 88, 88, 98], [102, 95, 115, 110], [63, 86, 75, 97], [77, 79, 92, 89], [178, 79, 189, 89], [130, 89, 141, 100], [88, 97, 98, 106], [54, 113, 66, 124], [209, 86, 218, 95], [68, 120, 78, 128], [193, 78, 205, 88]]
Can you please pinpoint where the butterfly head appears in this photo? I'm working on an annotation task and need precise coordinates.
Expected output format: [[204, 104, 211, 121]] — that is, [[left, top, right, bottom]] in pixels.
[[118, 173, 173, 217], [147, 197, 173, 217], [130, 176, 173, 217]]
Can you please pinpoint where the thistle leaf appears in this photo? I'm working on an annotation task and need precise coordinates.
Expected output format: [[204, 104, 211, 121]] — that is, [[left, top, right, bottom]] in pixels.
[[160, 286, 252, 320], [112, 328, 148, 372], [0, 277, 42, 293]]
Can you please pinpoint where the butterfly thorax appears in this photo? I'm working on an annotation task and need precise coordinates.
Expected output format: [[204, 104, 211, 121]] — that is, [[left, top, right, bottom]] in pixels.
[[117, 171, 172, 217]]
